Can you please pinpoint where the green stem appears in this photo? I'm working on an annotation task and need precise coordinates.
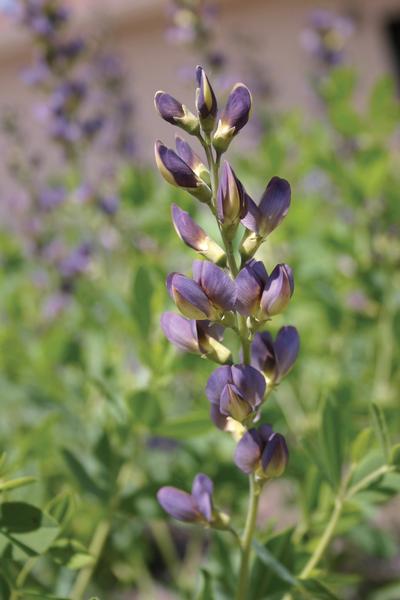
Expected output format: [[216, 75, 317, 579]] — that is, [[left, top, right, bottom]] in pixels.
[[70, 519, 111, 600], [299, 496, 343, 580], [346, 464, 394, 499], [235, 474, 260, 600]]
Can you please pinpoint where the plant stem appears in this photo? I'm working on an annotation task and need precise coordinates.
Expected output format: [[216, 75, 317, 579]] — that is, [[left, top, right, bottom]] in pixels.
[[235, 474, 260, 600], [70, 519, 111, 600], [299, 496, 343, 580], [346, 464, 394, 499], [202, 133, 261, 599]]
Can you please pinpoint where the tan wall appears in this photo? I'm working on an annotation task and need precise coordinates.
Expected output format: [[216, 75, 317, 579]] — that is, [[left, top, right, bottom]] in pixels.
[[0, 0, 399, 162]]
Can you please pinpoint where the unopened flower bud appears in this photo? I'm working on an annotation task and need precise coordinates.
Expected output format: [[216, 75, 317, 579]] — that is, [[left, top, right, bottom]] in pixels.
[[195, 66, 218, 133], [175, 136, 210, 185], [217, 161, 247, 237], [260, 264, 294, 317], [161, 312, 232, 364], [157, 473, 214, 524], [251, 326, 300, 385], [155, 140, 212, 204], [213, 83, 252, 153], [171, 204, 226, 265], [206, 364, 266, 430], [240, 178, 291, 261], [154, 91, 199, 135], [167, 260, 236, 320], [234, 424, 289, 480]]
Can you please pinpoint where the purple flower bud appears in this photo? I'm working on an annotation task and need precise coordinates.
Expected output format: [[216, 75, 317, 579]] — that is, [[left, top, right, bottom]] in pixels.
[[157, 473, 214, 524], [155, 141, 212, 203], [160, 312, 232, 364], [206, 364, 266, 429], [241, 177, 291, 237], [234, 424, 288, 479], [171, 204, 226, 265], [217, 161, 247, 232], [213, 83, 252, 153], [99, 195, 119, 216], [235, 259, 268, 316], [154, 91, 199, 135], [251, 326, 300, 384], [236, 261, 294, 319], [167, 261, 236, 320], [260, 264, 294, 317], [195, 66, 217, 133], [175, 136, 209, 183]]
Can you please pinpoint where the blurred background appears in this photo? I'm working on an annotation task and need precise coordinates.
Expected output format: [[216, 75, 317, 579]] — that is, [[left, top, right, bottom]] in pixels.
[[0, 1, 399, 599]]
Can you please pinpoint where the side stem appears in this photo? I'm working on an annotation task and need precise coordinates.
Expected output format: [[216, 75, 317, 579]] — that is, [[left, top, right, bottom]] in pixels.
[[235, 474, 260, 600]]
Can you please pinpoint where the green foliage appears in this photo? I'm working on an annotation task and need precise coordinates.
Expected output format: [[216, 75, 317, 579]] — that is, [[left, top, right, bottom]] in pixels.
[[1, 68, 399, 599]]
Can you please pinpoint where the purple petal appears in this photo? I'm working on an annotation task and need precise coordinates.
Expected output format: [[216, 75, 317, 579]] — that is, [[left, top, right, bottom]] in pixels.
[[261, 433, 289, 478], [251, 331, 276, 373], [155, 92, 184, 124], [210, 403, 229, 430], [206, 365, 232, 405], [171, 204, 209, 252], [217, 161, 246, 224], [234, 429, 262, 474], [231, 364, 266, 409], [235, 260, 268, 316], [192, 260, 236, 311], [260, 264, 294, 317], [192, 473, 213, 521], [196, 66, 218, 119], [167, 273, 212, 319], [160, 312, 200, 353], [155, 141, 198, 188], [157, 486, 200, 522], [257, 423, 274, 443], [274, 326, 300, 381], [222, 83, 252, 133], [219, 383, 252, 421], [175, 136, 202, 172], [258, 177, 291, 236], [241, 193, 261, 233]]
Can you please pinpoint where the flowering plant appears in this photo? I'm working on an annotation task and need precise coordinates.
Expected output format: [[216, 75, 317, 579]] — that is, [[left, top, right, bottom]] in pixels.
[[154, 66, 299, 599]]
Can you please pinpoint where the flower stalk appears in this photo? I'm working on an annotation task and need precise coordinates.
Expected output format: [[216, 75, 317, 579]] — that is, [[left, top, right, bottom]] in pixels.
[[154, 66, 297, 596]]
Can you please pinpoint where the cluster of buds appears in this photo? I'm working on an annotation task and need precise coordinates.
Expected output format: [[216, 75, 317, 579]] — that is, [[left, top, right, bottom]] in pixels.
[[155, 67, 299, 527]]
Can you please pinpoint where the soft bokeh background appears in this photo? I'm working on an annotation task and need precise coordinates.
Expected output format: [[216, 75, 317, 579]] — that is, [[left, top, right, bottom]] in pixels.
[[0, 1, 399, 599]]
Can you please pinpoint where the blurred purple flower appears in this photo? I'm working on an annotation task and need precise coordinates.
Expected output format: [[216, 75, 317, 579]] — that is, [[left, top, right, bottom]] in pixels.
[[157, 473, 214, 523]]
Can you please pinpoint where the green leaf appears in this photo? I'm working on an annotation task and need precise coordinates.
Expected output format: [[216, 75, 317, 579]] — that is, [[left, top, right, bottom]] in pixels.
[[154, 411, 214, 439], [62, 449, 107, 500], [351, 428, 374, 464], [0, 503, 60, 558], [297, 578, 340, 599], [320, 398, 344, 489], [390, 444, 400, 469], [0, 476, 36, 492], [252, 539, 297, 585], [46, 492, 75, 526], [370, 402, 390, 462], [195, 569, 215, 600], [131, 266, 153, 338], [49, 538, 94, 570]]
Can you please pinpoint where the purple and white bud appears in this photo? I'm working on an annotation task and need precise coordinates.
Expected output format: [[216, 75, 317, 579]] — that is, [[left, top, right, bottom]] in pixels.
[[155, 140, 212, 203], [171, 204, 226, 265], [217, 161, 247, 236], [175, 136, 210, 184], [234, 424, 289, 479], [160, 312, 232, 364], [167, 260, 236, 320], [157, 473, 213, 523], [251, 326, 300, 384], [206, 364, 266, 430], [195, 66, 218, 133], [260, 264, 294, 317], [154, 91, 199, 135], [240, 177, 291, 260], [213, 83, 252, 153]]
